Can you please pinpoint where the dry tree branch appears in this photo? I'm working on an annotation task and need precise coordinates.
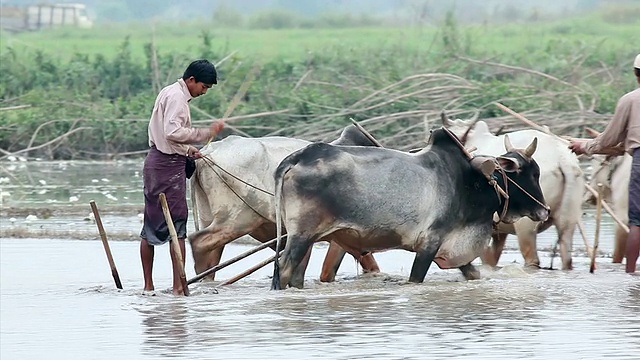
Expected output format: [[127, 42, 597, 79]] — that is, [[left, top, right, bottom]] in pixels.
[[0, 126, 92, 160], [0, 105, 31, 112], [190, 106, 252, 137], [191, 109, 290, 124], [26, 119, 73, 152], [292, 69, 313, 92]]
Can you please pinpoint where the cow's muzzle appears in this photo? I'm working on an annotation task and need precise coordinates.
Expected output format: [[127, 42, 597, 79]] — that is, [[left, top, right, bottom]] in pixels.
[[532, 207, 550, 222]]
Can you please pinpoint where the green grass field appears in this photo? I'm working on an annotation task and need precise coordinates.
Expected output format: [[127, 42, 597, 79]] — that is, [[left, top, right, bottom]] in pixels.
[[0, 13, 636, 63], [1, 10, 638, 159]]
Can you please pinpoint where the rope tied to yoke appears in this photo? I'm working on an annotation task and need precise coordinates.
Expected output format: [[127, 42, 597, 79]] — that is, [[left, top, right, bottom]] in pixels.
[[440, 126, 549, 228], [198, 156, 274, 222]]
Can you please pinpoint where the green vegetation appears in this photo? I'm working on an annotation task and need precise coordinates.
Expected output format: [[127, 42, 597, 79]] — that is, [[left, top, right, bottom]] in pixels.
[[0, 9, 638, 160]]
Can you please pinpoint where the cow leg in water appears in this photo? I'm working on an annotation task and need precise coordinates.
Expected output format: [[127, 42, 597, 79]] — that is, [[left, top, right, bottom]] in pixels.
[[408, 246, 439, 283], [555, 219, 575, 270], [320, 240, 380, 282], [481, 232, 508, 267], [612, 226, 627, 263], [276, 234, 315, 289], [320, 241, 348, 282], [458, 263, 481, 280], [514, 219, 541, 269], [289, 246, 314, 289]]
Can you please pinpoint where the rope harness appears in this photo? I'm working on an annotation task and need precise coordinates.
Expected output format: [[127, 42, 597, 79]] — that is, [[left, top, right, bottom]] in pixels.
[[198, 156, 273, 222], [441, 127, 549, 229]]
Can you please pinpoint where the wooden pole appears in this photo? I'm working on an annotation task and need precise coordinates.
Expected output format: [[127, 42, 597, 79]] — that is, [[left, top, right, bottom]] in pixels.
[[590, 184, 604, 273], [159, 193, 189, 296], [89, 200, 123, 289], [349, 118, 384, 147], [576, 219, 594, 259], [495, 102, 625, 156], [187, 238, 278, 285], [583, 185, 630, 233], [218, 251, 283, 286]]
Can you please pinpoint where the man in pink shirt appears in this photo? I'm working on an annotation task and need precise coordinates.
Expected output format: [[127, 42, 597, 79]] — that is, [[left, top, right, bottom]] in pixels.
[[569, 53, 640, 273], [140, 59, 224, 295]]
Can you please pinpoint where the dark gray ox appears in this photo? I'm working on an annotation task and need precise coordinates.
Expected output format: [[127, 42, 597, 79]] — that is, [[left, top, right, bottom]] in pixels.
[[188, 125, 381, 282], [271, 127, 550, 289]]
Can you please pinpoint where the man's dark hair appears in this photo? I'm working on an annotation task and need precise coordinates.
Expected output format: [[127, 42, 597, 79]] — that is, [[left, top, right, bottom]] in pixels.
[[635, 67, 640, 78], [183, 59, 217, 85]]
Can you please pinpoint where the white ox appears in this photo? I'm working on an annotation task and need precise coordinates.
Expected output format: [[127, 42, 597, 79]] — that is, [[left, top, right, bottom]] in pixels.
[[444, 114, 584, 270], [585, 153, 631, 263], [187, 126, 380, 281]]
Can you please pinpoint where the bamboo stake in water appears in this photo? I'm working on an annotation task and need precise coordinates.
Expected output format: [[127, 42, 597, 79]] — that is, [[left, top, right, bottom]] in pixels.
[[89, 200, 123, 289], [159, 193, 189, 296], [590, 184, 604, 273]]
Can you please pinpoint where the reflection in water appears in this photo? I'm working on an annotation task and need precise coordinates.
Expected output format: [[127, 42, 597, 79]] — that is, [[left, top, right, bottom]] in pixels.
[[137, 299, 190, 357], [2, 234, 640, 359], [622, 281, 640, 312], [128, 269, 638, 360]]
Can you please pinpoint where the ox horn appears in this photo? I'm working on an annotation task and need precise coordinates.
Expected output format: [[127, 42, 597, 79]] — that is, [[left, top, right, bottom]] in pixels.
[[524, 137, 538, 158], [440, 111, 450, 126], [460, 110, 481, 144], [504, 134, 515, 153]]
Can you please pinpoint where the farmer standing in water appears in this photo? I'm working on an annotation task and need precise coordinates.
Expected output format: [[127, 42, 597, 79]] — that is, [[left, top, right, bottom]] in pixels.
[[140, 59, 224, 295], [569, 53, 640, 274]]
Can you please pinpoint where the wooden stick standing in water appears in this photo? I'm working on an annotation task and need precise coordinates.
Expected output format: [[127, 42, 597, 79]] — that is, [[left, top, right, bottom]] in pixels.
[[89, 200, 123, 289], [159, 193, 189, 296], [576, 220, 594, 259], [590, 184, 604, 273]]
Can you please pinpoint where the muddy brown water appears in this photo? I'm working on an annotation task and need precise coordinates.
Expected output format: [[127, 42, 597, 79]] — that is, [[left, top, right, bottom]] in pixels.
[[1, 160, 639, 360]]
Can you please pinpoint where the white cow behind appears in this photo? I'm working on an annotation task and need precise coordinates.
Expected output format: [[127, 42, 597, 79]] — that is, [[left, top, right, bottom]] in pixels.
[[584, 152, 631, 263], [187, 125, 381, 281], [443, 113, 584, 270]]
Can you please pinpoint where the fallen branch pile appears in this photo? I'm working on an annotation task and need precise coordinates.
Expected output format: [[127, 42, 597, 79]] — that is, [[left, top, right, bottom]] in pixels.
[[0, 55, 623, 159]]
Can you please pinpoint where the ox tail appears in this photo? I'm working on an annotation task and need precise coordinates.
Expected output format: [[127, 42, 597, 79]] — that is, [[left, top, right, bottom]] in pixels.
[[271, 156, 297, 290]]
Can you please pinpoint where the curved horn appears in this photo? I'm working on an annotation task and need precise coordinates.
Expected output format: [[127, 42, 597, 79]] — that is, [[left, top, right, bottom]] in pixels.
[[460, 110, 481, 144], [504, 134, 515, 152], [440, 111, 450, 126], [524, 137, 538, 158]]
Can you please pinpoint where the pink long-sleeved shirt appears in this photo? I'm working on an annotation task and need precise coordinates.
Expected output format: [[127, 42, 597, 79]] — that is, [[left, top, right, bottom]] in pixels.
[[147, 78, 211, 156]]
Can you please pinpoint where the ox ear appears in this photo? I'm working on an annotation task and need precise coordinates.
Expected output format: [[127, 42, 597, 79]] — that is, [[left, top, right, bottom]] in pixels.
[[524, 137, 538, 158], [470, 156, 496, 178], [496, 156, 520, 173], [504, 134, 515, 153]]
